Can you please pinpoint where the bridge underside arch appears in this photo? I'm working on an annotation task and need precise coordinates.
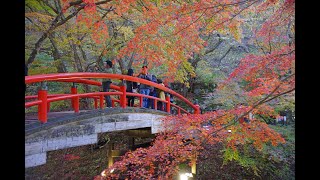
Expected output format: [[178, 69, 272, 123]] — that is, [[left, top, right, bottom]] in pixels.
[[25, 108, 168, 168]]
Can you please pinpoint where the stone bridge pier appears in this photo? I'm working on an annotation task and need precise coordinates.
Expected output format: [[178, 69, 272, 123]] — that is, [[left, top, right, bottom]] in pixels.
[[25, 108, 168, 168]]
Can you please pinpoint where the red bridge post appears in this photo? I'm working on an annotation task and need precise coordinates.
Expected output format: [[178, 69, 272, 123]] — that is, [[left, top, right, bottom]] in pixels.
[[194, 104, 200, 114], [111, 99, 115, 107], [38, 82, 48, 123], [71, 83, 79, 113], [120, 82, 126, 108], [99, 95, 104, 109], [154, 99, 157, 110], [94, 98, 98, 109], [166, 95, 171, 113], [139, 96, 143, 107]]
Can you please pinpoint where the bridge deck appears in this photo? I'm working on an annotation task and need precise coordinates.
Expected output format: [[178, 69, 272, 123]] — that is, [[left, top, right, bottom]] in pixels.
[[25, 110, 92, 126], [25, 107, 170, 134]]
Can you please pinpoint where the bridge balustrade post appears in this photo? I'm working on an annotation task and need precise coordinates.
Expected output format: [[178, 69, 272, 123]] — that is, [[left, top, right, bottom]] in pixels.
[[99, 95, 104, 109], [166, 95, 171, 113], [119, 82, 126, 108], [139, 96, 143, 107], [94, 98, 98, 109], [154, 99, 157, 110], [178, 108, 181, 115], [111, 99, 115, 107], [194, 104, 200, 114], [71, 83, 79, 113], [38, 82, 48, 123]]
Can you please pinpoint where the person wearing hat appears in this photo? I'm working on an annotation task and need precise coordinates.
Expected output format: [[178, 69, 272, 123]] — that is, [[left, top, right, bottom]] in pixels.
[[102, 60, 113, 107]]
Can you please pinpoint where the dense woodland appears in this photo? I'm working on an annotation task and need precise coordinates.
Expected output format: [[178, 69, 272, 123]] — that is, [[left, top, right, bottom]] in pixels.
[[25, 0, 295, 179]]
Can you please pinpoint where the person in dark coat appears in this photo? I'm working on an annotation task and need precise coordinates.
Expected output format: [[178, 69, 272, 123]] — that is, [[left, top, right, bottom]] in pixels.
[[147, 74, 158, 109], [126, 68, 137, 107]]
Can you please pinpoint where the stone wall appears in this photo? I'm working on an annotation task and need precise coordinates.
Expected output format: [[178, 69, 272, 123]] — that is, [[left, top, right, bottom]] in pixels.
[[25, 108, 168, 168]]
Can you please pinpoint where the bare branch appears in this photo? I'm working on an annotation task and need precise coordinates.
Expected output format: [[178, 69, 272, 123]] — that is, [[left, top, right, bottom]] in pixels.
[[172, 9, 208, 36], [218, 46, 233, 67], [27, 0, 112, 66], [39, 0, 58, 15], [206, 73, 295, 137]]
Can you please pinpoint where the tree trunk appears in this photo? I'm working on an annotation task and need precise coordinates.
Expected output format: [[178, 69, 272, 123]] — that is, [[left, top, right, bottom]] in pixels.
[[78, 44, 92, 108], [127, 52, 135, 70], [69, 39, 83, 72], [49, 33, 67, 73], [117, 58, 126, 74]]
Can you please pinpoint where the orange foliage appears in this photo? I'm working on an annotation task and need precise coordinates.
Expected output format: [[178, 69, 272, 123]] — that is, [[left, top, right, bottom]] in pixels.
[[62, 0, 259, 81], [95, 107, 286, 179], [56, 1, 294, 178]]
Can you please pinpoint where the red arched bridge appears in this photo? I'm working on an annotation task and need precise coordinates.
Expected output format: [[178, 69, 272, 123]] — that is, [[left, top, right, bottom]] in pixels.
[[25, 72, 200, 124], [25, 73, 200, 168]]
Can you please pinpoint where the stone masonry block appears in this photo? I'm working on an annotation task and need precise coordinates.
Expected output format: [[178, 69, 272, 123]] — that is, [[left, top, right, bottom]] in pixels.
[[100, 122, 116, 132], [128, 113, 154, 121], [45, 138, 67, 151], [152, 118, 164, 134], [25, 140, 47, 156], [25, 109, 168, 168], [126, 120, 151, 129], [114, 121, 127, 130], [80, 134, 97, 144], [94, 123, 102, 133], [25, 152, 46, 168]]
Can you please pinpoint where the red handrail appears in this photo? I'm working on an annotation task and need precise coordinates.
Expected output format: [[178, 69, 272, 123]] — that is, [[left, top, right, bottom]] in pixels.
[[35, 78, 121, 91], [46, 92, 122, 102], [25, 100, 42, 108], [26, 94, 69, 99], [56, 78, 121, 91], [171, 104, 190, 115], [25, 73, 200, 123], [26, 73, 197, 108]]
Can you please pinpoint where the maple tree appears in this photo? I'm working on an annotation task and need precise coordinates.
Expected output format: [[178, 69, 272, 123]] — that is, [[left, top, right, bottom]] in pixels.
[[89, 0, 295, 179], [25, 0, 295, 178], [26, 0, 270, 81]]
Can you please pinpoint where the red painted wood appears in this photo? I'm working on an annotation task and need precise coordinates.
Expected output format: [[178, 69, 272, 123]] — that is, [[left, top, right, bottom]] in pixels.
[[25, 73, 200, 123]]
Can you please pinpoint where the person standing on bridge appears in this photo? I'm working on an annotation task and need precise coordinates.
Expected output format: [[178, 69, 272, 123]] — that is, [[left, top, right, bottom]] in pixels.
[[156, 79, 166, 111], [126, 68, 138, 107], [102, 60, 113, 108], [148, 74, 158, 109], [137, 65, 152, 108]]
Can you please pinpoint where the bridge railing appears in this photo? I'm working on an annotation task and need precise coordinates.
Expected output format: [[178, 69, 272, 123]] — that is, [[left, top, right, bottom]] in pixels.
[[25, 73, 200, 123]]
